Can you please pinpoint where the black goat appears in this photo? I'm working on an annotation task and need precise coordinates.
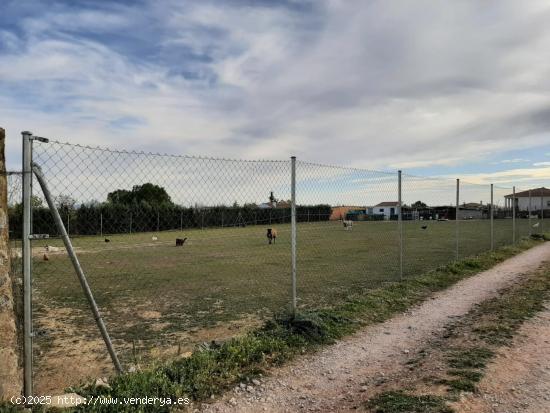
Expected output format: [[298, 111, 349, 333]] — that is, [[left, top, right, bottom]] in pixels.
[[176, 237, 187, 246]]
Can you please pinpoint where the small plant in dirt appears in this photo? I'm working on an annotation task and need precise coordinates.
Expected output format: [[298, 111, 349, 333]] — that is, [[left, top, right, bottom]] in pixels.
[[367, 391, 453, 413], [447, 347, 494, 369]]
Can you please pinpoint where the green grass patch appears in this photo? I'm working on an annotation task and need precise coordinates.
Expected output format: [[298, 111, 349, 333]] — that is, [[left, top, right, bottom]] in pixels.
[[447, 347, 494, 369], [446, 369, 483, 383], [367, 391, 453, 413], [441, 378, 477, 393], [56, 239, 541, 412]]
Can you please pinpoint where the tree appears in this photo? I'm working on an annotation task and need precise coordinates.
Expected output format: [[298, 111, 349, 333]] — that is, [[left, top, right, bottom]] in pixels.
[[55, 194, 76, 210], [107, 183, 172, 206], [31, 195, 43, 208], [411, 201, 428, 209]]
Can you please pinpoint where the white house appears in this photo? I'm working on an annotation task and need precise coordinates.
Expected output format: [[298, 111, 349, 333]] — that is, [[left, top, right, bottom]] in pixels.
[[371, 201, 400, 219], [504, 187, 550, 213]]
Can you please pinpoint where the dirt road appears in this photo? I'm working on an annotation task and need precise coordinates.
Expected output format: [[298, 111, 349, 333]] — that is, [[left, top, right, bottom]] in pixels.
[[201, 242, 550, 413], [451, 303, 550, 413]]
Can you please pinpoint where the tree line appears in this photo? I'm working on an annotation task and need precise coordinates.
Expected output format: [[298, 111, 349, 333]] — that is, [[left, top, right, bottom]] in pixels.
[[8, 183, 332, 238]]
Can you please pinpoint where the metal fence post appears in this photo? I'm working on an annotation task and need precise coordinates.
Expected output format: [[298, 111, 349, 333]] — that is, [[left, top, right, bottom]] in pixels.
[[512, 186, 516, 244], [129, 212, 132, 234], [490, 184, 494, 250], [541, 190, 544, 233], [291, 156, 297, 316], [180, 210, 183, 231], [456, 178, 460, 260], [527, 190, 533, 236], [21, 131, 33, 397], [157, 210, 160, 232], [100, 212, 103, 237], [33, 164, 123, 374], [398, 170, 403, 280]]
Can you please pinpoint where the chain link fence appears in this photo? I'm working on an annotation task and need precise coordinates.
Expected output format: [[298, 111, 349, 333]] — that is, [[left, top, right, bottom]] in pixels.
[[6, 135, 545, 395]]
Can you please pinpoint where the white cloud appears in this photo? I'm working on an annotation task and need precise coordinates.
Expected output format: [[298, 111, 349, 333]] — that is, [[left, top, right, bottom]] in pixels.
[[2, 0, 550, 192]]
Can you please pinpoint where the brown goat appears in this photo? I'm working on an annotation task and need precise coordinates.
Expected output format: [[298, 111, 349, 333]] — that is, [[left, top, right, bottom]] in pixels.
[[266, 228, 278, 244]]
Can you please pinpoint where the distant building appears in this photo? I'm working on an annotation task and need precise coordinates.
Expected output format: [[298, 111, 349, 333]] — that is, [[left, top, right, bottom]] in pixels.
[[372, 202, 399, 219], [504, 187, 550, 212]]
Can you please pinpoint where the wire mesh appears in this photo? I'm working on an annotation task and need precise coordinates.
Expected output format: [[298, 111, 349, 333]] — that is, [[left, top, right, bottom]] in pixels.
[[493, 185, 514, 248], [6, 136, 544, 394], [457, 180, 492, 257], [295, 161, 399, 305], [401, 173, 457, 276], [30, 140, 295, 392]]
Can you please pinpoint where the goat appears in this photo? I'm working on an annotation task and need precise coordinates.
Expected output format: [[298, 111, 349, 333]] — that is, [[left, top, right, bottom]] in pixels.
[[44, 245, 60, 252], [266, 228, 278, 244], [533, 222, 540, 228], [176, 237, 187, 246], [152, 236, 158, 241], [342, 220, 353, 230], [104, 238, 110, 243], [43, 253, 49, 261], [421, 225, 428, 230]]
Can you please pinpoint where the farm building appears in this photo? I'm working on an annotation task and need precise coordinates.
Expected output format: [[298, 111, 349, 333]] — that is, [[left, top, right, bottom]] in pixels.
[[504, 187, 550, 214], [370, 202, 399, 219]]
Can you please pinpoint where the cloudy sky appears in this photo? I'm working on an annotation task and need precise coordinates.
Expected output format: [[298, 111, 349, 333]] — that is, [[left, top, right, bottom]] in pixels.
[[2, 0, 550, 189]]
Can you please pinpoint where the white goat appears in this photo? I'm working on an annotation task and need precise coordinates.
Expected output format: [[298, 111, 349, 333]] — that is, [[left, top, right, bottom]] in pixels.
[[152, 236, 158, 241], [343, 220, 353, 230], [45, 245, 60, 252]]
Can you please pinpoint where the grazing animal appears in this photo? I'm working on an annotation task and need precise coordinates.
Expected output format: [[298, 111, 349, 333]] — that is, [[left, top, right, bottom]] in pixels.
[[152, 236, 158, 241], [176, 237, 187, 246], [266, 228, 278, 244], [43, 253, 49, 261], [421, 225, 428, 230], [343, 220, 353, 230], [533, 222, 540, 228], [44, 245, 60, 252], [104, 238, 110, 243]]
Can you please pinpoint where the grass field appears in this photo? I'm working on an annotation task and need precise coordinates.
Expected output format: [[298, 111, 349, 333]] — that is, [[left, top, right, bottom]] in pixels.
[[22, 218, 538, 389]]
